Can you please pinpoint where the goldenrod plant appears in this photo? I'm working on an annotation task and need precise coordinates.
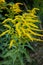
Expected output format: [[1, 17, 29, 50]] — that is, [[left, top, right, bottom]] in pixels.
[[0, 0, 43, 65]]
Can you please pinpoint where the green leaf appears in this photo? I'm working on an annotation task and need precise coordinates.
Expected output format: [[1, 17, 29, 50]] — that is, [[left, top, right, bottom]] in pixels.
[[26, 42, 34, 51], [18, 53, 24, 65], [24, 50, 31, 62]]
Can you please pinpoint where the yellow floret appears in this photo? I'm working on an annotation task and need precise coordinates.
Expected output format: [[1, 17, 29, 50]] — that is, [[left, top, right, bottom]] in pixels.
[[9, 40, 14, 48], [0, 0, 5, 3], [0, 30, 9, 37]]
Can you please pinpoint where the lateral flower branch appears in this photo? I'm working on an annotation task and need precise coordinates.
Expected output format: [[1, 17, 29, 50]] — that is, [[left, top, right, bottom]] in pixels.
[[0, 3, 43, 48]]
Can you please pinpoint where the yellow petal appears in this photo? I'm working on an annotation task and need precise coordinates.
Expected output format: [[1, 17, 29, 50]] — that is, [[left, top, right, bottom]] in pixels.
[[9, 40, 14, 48], [33, 38, 43, 42], [16, 22, 21, 37], [4, 24, 11, 29], [30, 27, 43, 31], [0, 0, 5, 3], [16, 28, 21, 37], [21, 28, 33, 41], [28, 23, 38, 28], [15, 3, 23, 5], [27, 29, 43, 36], [0, 30, 9, 37], [25, 33, 33, 41], [2, 18, 14, 24]]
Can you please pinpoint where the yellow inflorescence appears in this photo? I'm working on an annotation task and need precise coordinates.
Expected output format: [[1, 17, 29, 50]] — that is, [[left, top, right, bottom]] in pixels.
[[10, 3, 23, 13], [0, 0, 5, 3], [9, 40, 14, 48], [0, 30, 9, 37], [0, 8, 43, 48]]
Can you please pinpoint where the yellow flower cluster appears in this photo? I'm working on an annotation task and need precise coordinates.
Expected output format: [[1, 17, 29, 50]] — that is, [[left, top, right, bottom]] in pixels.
[[0, 8, 43, 48], [0, 0, 5, 3], [10, 3, 23, 13]]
